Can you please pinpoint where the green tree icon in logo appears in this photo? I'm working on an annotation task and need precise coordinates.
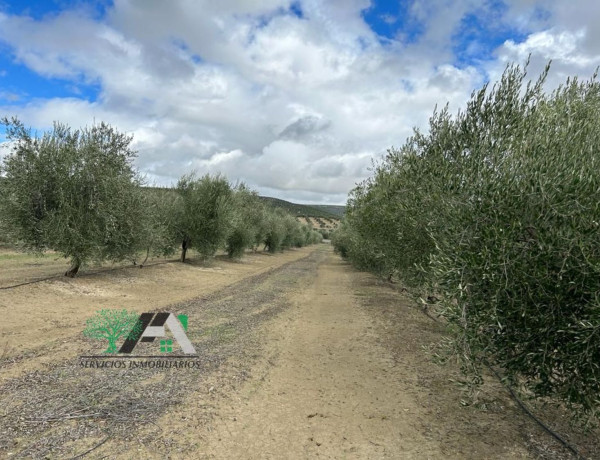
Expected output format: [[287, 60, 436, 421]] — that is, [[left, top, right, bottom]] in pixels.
[[84, 309, 142, 354]]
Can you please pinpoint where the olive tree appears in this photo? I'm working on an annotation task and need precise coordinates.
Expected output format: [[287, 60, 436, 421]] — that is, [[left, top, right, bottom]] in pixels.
[[132, 187, 178, 266], [0, 118, 145, 276], [335, 61, 600, 418], [261, 208, 286, 253], [226, 184, 266, 258], [280, 213, 302, 249], [173, 173, 233, 262]]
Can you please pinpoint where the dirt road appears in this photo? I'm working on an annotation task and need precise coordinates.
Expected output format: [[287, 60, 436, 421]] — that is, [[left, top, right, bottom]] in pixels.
[[195, 250, 536, 459], [0, 245, 592, 459], [200, 248, 446, 458]]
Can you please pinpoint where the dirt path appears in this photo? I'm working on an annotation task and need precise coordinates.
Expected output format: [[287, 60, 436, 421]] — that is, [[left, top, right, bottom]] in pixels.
[[196, 250, 544, 459], [200, 249, 441, 458]]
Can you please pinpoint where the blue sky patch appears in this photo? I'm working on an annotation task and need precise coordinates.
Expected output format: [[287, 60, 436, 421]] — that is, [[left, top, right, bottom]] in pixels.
[[361, 0, 531, 70], [361, 0, 424, 44], [0, 48, 100, 104], [171, 38, 203, 65], [290, 1, 303, 19], [0, 0, 112, 20], [451, 2, 528, 67]]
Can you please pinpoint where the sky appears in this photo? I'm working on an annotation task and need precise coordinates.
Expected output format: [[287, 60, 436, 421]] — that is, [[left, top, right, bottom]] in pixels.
[[0, 1, 599, 204]]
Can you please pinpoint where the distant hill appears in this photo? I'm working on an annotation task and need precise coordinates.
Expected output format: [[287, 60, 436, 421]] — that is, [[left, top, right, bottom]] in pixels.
[[141, 187, 345, 218], [309, 205, 345, 218], [259, 197, 344, 218]]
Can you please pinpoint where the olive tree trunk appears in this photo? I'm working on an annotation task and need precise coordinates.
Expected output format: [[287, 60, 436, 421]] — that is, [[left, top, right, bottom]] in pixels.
[[181, 239, 188, 262], [65, 257, 81, 277]]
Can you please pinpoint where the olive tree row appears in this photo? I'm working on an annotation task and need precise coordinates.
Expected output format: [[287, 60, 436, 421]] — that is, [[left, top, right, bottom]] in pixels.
[[225, 185, 322, 257], [172, 176, 321, 261], [333, 62, 600, 419], [0, 118, 322, 275]]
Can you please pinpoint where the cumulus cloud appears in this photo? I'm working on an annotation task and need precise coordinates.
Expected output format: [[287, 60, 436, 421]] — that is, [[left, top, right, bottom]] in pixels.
[[487, 1, 600, 87], [0, 1, 599, 204]]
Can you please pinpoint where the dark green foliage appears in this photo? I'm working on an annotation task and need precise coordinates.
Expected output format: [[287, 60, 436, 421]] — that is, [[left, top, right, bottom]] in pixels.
[[262, 208, 286, 253], [173, 174, 233, 261], [317, 229, 330, 240], [331, 221, 354, 259], [225, 228, 249, 258], [0, 202, 13, 246], [281, 213, 301, 249], [0, 118, 144, 276], [307, 228, 323, 245], [133, 188, 178, 265], [335, 62, 600, 419], [226, 184, 264, 258]]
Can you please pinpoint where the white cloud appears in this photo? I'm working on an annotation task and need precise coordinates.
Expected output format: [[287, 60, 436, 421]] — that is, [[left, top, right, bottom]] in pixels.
[[499, 29, 600, 67], [1, 1, 599, 204]]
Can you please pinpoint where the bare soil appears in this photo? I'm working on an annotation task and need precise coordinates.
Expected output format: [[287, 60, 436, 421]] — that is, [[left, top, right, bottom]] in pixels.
[[0, 247, 313, 380], [0, 245, 597, 459]]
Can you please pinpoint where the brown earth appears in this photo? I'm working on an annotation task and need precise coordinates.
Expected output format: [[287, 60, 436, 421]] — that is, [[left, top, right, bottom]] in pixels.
[[0, 248, 315, 381], [0, 245, 596, 459], [163, 250, 578, 459]]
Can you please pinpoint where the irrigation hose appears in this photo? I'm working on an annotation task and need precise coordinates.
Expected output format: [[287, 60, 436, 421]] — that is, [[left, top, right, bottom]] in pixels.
[[0, 259, 175, 290], [486, 365, 586, 460], [415, 300, 587, 460]]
